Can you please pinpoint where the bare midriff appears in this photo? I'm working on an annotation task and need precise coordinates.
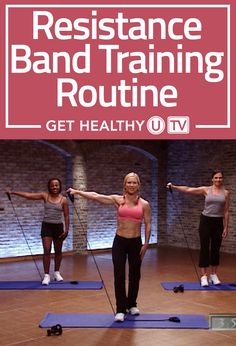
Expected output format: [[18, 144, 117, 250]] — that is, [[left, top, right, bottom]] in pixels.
[[116, 219, 141, 238]]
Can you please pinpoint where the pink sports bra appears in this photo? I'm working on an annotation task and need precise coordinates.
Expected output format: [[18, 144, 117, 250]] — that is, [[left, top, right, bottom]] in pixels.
[[118, 198, 144, 222]]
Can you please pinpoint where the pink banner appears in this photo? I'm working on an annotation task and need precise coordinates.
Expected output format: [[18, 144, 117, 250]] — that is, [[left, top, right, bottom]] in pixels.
[[0, 0, 235, 139]]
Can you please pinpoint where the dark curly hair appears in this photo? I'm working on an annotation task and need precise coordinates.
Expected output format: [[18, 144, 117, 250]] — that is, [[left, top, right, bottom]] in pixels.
[[47, 178, 62, 193]]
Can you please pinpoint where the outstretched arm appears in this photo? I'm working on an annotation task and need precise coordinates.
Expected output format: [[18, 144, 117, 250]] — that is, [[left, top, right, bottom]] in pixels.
[[67, 188, 119, 206], [7, 191, 46, 200], [167, 182, 207, 196]]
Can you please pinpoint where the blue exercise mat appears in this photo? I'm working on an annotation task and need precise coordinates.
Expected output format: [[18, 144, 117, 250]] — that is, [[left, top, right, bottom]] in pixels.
[[161, 282, 236, 291], [0, 281, 103, 290], [39, 313, 208, 329]]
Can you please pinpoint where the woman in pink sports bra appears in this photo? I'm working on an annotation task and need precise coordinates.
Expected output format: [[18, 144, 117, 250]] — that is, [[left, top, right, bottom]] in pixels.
[[68, 172, 151, 322]]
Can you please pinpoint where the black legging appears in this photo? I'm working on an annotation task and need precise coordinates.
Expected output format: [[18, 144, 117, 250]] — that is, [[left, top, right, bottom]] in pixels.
[[198, 214, 223, 267], [112, 234, 142, 314]]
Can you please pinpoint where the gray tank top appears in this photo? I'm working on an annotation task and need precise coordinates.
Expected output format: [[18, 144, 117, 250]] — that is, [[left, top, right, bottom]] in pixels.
[[43, 196, 63, 224], [202, 187, 225, 217]]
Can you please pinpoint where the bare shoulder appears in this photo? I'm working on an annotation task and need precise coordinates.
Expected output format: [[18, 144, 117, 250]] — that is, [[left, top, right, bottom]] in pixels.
[[190, 185, 209, 196], [202, 186, 210, 195], [140, 197, 150, 209], [110, 194, 123, 206], [224, 189, 230, 197], [40, 192, 48, 201], [62, 195, 68, 204]]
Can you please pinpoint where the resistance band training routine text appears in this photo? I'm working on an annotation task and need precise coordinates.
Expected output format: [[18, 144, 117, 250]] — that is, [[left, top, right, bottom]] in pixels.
[[11, 11, 225, 109]]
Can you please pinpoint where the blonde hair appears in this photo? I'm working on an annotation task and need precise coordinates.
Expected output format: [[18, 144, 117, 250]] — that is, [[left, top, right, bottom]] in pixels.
[[123, 172, 141, 187]]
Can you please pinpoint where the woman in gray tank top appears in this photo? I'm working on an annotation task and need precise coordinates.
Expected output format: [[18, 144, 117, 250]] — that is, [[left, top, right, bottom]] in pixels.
[[8, 178, 69, 285], [167, 170, 230, 287]]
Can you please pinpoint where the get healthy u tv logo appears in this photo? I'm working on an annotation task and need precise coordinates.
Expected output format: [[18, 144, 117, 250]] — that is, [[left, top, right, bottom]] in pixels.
[[147, 116, 190, 135]]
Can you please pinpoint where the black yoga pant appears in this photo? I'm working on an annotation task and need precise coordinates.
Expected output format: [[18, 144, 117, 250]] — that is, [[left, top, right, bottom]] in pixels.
[[112, 234, 142, 314], [198, 214, 223, 267]]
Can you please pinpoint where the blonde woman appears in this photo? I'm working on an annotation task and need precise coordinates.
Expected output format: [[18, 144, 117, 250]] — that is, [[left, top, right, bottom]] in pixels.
[[67, 172, 151, 322]]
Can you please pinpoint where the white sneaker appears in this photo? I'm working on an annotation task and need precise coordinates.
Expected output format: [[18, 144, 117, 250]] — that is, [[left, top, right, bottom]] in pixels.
[[209, 274, 221, 285], [114, 313, 125, 322], [54, 271, 63, 282], [42, 274, 50, 285], [200, 275, 208, 287], [129, 307, 140, 316]]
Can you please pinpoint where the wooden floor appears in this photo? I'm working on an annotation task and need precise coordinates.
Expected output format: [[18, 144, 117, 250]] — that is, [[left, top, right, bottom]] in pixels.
[[0, 246, 236, 346]]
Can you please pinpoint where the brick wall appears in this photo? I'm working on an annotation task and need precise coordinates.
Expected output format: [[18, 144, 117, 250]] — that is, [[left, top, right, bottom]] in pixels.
[[1, 139, 236, 259], [71, 142, 158, 251], [166, 140, 236, 253], [0, 140, 162, 257], [0, 140, 73, 258]]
